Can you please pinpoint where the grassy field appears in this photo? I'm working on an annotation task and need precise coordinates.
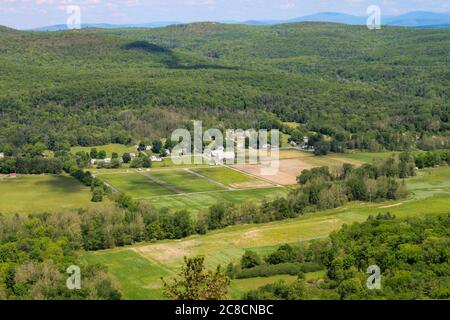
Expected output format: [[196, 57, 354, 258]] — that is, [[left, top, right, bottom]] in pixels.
[[84, 166, 450, 300], [0, 174, 97, 214], [229, 275, 298, 299], [99, 172, 175, 198], [191, 167, 256, 186], [71, 144, 137, 158], [149, 169, 226, 193], [332, 151, 399, 164], [145, 187, 289, 214]]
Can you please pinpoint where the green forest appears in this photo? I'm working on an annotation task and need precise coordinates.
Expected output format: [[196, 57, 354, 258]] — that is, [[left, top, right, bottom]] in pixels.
[[0, 22, 449, 301], [0, 22, 449, 155]]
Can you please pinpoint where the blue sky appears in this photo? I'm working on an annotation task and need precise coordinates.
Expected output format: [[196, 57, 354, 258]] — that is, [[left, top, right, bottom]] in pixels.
[[1, 0, 449, 29]]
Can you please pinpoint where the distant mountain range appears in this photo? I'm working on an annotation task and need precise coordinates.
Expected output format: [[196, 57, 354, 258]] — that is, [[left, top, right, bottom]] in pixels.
[[31, 11, 450, 31]]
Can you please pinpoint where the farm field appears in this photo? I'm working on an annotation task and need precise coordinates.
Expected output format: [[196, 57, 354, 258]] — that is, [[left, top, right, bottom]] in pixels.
[[97, 166, 286, 214], [99, 172, 175, 198], [84, 166, 450, 299], [233, 158, 313, 185], [0, 174, 98, 214], [149, 169, 227, 193], [191, 166, 265, 188], [145, 187, 289, 214], [71, 144, 137, 158]]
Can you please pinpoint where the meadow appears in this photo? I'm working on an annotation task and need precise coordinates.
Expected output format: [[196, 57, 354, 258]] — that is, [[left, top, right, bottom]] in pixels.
[[145, 187, 288, 214], [0, 174, 97, 214], [84, 166, 450, 300], [71, 144, 138, 158], [149, 169, 226, 193], [99, 172, 175, 198]]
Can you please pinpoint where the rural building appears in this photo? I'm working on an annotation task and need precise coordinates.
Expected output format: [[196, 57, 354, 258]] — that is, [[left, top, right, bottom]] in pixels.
[[151, 156, 163, 162], [0, 152, 4, 159], [206, 146, 235, 164]]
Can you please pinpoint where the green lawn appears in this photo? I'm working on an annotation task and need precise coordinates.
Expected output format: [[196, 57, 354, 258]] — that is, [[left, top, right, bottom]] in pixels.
[[99, 173, 175, 198], [71, 144, 137, 158], [229, 275, 298, 299], [0, 174, 96, 213], [84, 167, 450, 300], [332, 151, 398, 164], [84, 249, 172, 300], [191, 167, 256, 186], [145, 187, 289, 214], [149, 169, 226, 194]]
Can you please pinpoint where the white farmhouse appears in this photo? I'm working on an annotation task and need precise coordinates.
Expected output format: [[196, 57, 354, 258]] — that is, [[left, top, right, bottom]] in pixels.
[[151, 156, 163, 162], [0, 152, 4, 159]]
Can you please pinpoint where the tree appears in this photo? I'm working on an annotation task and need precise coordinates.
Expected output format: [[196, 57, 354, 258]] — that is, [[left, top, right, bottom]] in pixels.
[[142, 156, 152, 168], [162, 256, 230, 300], [90, 148, 98, 159], [241, 251, 262, 269], [122, 153, 131, 163], [111, 152, 119, 159], [138, 142, 146, 151], [97, 150, 107, 160], [152, 140, 163, 154], [314, 141, 331, 156], [91, 188, 104, 202]]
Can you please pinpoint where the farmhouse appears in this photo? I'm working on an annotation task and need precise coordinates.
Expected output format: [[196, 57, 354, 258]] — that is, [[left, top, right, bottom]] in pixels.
[[204, 145, 235, 164], [151, 156, 163, 162], [0, 152, 4, 159]]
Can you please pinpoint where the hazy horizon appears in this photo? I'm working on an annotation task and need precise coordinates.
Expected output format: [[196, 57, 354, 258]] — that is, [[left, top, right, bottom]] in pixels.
[[1, 0, 450, 30]]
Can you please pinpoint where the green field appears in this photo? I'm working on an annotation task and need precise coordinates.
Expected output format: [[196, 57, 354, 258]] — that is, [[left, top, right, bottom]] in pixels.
[[99, 172, 175, 198], [84, 166, 450, 299], [146, 187, 288, 214], [71, 144, 137, 158], [332, 151, 399, 164], [191, 167, 256, 186], [148, 169, 227, 194], [0, 174, 97, 213]]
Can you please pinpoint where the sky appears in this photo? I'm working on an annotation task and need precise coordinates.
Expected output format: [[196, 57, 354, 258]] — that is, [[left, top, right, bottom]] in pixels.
[[0, 0, 449, 30]]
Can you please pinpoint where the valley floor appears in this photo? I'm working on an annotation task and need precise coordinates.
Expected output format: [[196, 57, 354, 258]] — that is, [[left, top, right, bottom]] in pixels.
[[83, 166, 450, 299]]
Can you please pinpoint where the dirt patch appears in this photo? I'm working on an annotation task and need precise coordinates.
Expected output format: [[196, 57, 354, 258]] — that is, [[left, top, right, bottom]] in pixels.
[[134, 239, 200, 263], [232, 158, 314, 185]]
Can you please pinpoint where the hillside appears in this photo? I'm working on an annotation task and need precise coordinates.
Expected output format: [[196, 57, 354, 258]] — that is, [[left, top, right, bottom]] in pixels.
[[0, 22, 449, 151]]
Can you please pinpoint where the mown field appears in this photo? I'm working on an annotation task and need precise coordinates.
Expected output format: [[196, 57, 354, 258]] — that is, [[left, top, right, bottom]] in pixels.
[[84, 166, 450, 300], [97, 165, 289, 214], [0, 174, 98, 214], [100, 172, 175, 198], [146, 187, 289, 214], [71, 144, 137, 158]]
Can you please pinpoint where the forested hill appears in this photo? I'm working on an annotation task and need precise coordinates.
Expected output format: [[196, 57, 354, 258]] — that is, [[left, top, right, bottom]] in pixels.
[[0, 22, 449, 152]]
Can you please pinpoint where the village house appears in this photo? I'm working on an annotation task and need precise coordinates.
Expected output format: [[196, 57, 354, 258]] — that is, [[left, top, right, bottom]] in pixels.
[[151, 156, 163, 162], [206, 146, 235, 164]]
